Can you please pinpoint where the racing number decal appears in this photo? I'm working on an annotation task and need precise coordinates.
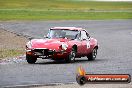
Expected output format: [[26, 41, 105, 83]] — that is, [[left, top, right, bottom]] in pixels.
[[86, 41, 90, 49]]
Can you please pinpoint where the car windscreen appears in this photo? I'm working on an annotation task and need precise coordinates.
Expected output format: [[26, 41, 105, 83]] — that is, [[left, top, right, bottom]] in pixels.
[[48, 29, 79, 39]]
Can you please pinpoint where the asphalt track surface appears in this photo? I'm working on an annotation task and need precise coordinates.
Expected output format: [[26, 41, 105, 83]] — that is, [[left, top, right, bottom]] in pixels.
[[0, 20, 132, 87]]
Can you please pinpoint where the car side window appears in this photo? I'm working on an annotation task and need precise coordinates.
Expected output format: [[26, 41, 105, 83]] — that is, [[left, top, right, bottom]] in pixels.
[[81, 31, 88, 40], [75, 31, 81, 40], [86, 32, 90, 39]]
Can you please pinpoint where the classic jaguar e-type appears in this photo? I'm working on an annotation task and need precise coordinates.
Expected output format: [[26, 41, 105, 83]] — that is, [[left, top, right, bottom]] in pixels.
[[26, 27, 98, 64]]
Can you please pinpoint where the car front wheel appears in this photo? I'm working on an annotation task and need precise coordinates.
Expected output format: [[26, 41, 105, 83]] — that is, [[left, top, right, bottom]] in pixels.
[[87, 48, 97, 61], [65, 48, 76, 63], [26, 54, 37, 64]]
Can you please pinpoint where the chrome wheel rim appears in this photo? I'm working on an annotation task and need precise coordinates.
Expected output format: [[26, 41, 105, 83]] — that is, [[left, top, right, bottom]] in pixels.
[[70, 51, 75, 61], [93, 49, 97, 58]]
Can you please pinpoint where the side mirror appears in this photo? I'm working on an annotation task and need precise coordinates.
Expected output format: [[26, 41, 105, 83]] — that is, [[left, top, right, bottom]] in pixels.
[[28, 37, 34, 40], [44, 35, 48, 38], [82, 38, 86, 41], [81, 38, 90, 41], [81, 38, 86, 41]]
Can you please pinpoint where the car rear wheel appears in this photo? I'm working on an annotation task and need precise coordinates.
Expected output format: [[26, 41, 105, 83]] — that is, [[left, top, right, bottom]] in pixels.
[[26, 54, 37, 64], [87, 48, 97, 61], [65, 48, 76, 63]]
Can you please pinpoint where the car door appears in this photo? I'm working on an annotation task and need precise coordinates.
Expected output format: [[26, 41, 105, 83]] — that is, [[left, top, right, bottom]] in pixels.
[[80, 30, 91, 55], [74, 31, 83, 56]]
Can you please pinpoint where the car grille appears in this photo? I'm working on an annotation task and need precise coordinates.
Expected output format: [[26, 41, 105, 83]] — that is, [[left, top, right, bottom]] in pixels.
[[34, 49, 53, 56]]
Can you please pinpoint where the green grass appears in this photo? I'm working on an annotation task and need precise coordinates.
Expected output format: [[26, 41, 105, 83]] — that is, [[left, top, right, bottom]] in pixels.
[[0, 10, 132, 20], [0, 0, 132, 10], [0, 49, 24, 59], [0, 0, 132, 20]]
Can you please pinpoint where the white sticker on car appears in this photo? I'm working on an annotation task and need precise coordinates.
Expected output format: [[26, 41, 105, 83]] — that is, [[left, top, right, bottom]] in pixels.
[[87, 41, 90, 49]]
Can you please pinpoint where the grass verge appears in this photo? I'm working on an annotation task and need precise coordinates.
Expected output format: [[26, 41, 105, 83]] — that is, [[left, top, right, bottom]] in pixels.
[[0, 10, 132, 20], [0, 49, 24, 59], [0, 29, 28, 60], [0, 0, 132, 20]]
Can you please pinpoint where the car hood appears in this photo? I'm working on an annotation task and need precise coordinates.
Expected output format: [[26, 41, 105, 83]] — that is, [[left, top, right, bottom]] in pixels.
[[31, 38, 69, 50]]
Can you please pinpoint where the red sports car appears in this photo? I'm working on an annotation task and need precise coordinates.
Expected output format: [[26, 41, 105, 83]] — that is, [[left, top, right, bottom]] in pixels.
[[26, 27, 98, 64]]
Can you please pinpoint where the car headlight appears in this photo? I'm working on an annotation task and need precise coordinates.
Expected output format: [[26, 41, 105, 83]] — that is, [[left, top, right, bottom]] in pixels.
[[61, 43, 68, 50], [26, 41, 32, 49]]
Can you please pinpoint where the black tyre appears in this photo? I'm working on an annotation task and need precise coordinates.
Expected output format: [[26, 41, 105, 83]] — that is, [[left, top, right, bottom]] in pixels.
[[65, 48, 76, 63], [76, 75, 87, 85], [87, 48, 97, 61], [26, 54, 37, 64]]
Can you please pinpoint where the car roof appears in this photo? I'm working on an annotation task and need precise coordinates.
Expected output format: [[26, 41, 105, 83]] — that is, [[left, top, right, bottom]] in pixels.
[[50, 27, 85, 31]]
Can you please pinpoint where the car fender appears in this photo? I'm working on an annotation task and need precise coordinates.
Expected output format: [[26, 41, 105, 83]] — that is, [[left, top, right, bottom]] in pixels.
[[90, 38, 98, 50]]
